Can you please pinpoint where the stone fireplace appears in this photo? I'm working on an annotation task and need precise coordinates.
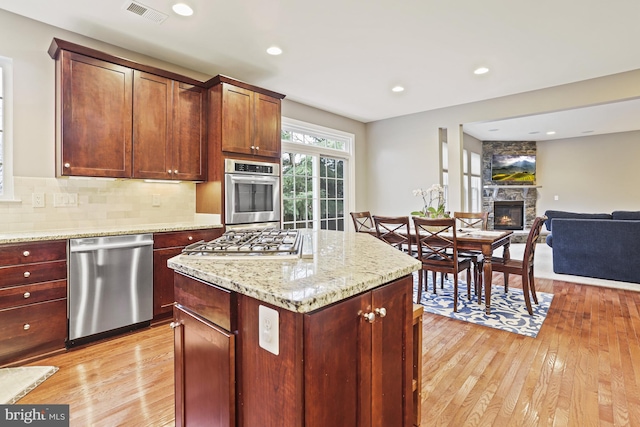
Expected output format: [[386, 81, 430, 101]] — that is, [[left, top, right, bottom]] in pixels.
[[481, 141, 539, 241], [493, 200, 525, 230]]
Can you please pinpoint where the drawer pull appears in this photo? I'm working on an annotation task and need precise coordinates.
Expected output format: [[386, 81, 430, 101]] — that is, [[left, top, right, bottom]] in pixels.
[[23, 324, 31, 331], [23, 271, 31, 278], [23, 292, 31, 299], [23, 250, 30, 257], [170, 321, 182, 330], [188, 236, 193, 241]]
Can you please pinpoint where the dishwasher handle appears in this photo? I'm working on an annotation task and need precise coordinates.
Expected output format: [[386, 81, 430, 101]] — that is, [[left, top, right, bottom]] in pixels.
[[69, 239, 154, 253]]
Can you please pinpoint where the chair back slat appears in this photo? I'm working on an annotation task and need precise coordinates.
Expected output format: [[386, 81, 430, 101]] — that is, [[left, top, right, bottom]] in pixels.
[[372, 215, 413, 255], [350, 211, 374, 233], [453, 211, 488, 230], [523, 215, 547, 266], [412, 217, 458, 264]]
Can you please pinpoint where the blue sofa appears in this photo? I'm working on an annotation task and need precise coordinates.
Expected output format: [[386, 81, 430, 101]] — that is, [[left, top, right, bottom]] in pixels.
[[544, 210, 640, 284]]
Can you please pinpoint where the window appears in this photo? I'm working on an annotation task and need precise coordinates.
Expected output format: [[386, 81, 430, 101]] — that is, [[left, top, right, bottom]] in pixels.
[[0, 56, 14, 200], [281, 119, 353, 231], [463, 150, 482, 212], [469, 152, 482, 212], [441, 141, 449, 211]]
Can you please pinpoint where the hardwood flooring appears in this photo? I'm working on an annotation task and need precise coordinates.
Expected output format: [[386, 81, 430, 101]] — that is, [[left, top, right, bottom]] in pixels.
[[19, 275, 640, 427], [20, 325, 175, 427]]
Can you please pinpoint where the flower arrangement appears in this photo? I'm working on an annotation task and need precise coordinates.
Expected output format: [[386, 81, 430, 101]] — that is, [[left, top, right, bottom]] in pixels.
[[411, 184, 449, 218]]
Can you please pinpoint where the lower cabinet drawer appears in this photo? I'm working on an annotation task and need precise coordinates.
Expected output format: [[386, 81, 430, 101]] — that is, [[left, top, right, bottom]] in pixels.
[[0, 299, 67, 366], [0, 260, 67, 288], [0, 280, 67, 310]]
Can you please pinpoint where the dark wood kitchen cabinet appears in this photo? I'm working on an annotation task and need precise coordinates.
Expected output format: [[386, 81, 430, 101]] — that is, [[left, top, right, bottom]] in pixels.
[[0, 240, 68, 367], [55, 50, 133, 178], [133, 71, 206, 181], [152, 228, 223, 321], [172, 272, 413, 427], [211, 78, 285, 160], [49, 38, 206, 181]]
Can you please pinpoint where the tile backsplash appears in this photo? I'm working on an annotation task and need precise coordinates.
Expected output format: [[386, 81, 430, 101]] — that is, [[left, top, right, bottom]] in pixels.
[[0, 176, 198, 233]]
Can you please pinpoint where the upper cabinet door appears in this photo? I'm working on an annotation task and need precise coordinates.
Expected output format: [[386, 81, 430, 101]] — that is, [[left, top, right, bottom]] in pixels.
[[132, 71, 172, 180], [221, 84, 254, 156], [59, 51, 133, 178], [253, 93, 281, 158], [172, 82, 206, 181]]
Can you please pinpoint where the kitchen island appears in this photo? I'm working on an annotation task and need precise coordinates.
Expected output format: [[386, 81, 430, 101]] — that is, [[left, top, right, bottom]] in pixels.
[[167, 229, 421, 427]]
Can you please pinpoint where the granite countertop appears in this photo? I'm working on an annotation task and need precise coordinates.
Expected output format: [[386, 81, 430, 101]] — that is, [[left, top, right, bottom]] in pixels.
[[168, 229, 421, 313], [0, 223, 223, 244]]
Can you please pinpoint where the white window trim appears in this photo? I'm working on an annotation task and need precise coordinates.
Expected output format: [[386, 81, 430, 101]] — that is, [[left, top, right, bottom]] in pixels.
[[0, 55, 17, 202], [281, 117, 356, 229]]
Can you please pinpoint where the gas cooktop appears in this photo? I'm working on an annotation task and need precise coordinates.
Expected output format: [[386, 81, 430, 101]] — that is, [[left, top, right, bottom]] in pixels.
[[182, 228, 303, 259]]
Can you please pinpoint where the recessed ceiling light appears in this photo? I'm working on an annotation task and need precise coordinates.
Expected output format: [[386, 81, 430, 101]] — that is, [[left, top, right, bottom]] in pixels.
[[474, 67, 489, 75], [546, 131, 556, 135], [266, 46, 283, 56], [172, 3, 193, 16], [391, 86, 405, 93]]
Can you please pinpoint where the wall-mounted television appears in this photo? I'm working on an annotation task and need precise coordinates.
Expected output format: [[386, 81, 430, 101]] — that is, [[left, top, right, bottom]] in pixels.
[[491, 154, 536, 182]]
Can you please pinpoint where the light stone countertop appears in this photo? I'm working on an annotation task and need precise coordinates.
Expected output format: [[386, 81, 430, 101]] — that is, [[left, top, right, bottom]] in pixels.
[[168, 229, 421, 313], [0, 223, 223, 244]]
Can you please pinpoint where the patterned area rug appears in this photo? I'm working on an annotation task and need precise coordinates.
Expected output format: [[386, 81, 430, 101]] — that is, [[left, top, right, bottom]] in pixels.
[[415, 277, 554, 338], [0, 366, 58, 404]]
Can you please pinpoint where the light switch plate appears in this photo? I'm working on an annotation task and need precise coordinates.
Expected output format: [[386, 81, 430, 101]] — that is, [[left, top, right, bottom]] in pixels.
[[258, 305, 279, 355]]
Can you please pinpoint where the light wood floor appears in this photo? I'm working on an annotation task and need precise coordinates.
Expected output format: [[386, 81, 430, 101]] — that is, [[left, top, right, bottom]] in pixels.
[[20, 275, 640, 427]]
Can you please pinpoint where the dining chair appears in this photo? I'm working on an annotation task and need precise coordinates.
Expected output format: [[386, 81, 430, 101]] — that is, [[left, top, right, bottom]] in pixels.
[[350, 211, 376, 235], [412, 217, 472, 311], [373, 215, 414, 256], [490, 215, 547, 315], [453, 211, 488, 297]]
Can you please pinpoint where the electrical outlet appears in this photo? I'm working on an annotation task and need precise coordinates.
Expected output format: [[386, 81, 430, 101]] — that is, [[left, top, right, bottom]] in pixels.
[[32, 193, 45, 208], [258, 305, 279, 355], [68, 193, 78, 207], [54, 193, 67, 207], [152, 194, 161, 207]]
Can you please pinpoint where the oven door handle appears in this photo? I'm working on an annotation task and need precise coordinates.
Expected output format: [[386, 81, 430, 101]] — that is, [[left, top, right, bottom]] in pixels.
[[228, 175, 279, 183]]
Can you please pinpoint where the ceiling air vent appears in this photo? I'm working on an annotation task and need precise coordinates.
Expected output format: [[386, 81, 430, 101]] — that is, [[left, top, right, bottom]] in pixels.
[[122, 1, 168, 24]]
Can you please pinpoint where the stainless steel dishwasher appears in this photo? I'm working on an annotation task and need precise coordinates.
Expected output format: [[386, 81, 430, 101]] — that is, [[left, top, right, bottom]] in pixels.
[[68, 234, 154, 345]]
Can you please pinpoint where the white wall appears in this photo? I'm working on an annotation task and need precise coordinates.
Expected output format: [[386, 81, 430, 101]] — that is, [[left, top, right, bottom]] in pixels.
[[365, 71, 640, 217], [537, 130, 640, 213]]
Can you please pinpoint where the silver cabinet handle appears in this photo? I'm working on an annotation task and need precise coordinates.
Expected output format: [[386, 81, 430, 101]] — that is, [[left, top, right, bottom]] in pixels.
[[255, 146, 259, 150], [23, 271, 31, 278], [188, 236, 193, 241], [250, 145, 255, 150], [64, 163, 70, 168], [23, 250, 30, 257], [375, 307, 387, 318], [23, 292, 31, 299], [362, 312, 376, 323], [23, 324, 31, 331], [174, 170, 178, 174], [167, 170, 172, 174], [170, 321, 182, 329]]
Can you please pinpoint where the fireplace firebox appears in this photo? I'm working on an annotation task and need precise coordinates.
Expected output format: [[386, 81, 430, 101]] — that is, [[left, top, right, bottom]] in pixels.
[[493, 201, 524, 230]]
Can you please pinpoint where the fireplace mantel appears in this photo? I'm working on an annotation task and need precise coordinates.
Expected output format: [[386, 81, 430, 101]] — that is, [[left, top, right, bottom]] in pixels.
[[484, 185, 542, 199]]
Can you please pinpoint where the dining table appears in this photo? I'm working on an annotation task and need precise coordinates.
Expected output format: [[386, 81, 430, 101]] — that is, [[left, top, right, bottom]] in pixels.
[[452, 228, 513, 315]]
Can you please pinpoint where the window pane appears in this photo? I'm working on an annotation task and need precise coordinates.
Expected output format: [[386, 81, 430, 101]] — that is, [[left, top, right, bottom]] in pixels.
[[442, 142, 448, 171], [471, 152, 481, 175]]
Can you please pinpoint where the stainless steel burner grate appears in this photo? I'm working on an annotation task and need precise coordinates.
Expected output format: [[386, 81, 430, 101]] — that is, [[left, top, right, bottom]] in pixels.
[[182, 228, 302, 258]]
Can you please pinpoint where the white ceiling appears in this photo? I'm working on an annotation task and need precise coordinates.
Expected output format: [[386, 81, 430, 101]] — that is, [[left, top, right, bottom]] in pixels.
[[1, 0, 640, 137]]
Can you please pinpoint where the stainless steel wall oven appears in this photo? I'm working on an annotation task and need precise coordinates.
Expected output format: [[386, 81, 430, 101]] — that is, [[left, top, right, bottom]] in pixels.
[[224, 158, 281, 228]]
